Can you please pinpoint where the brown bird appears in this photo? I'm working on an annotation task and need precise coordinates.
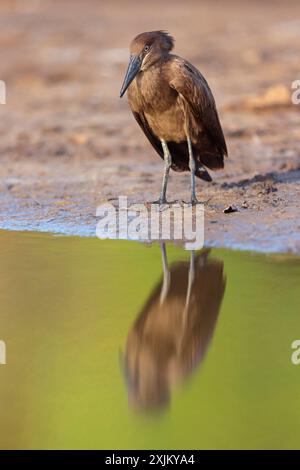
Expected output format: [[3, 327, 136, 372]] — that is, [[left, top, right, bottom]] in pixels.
[[120, 31, 227, 204], [123, 245, 226, 411]]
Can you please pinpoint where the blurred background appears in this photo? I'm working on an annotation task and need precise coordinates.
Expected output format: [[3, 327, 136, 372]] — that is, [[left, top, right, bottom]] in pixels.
[[0, 0, 299, 165]]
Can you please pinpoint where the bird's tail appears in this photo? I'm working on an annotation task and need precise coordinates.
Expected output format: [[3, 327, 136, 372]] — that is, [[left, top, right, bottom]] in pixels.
[[199, 152, 225, 171]]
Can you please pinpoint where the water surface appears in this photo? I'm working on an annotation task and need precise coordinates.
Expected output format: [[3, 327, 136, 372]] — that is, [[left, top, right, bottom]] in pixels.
[[0, 230, 299, 449]]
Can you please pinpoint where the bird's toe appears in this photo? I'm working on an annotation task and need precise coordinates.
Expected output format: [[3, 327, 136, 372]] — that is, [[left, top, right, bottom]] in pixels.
[[150, 198, 178, 205]]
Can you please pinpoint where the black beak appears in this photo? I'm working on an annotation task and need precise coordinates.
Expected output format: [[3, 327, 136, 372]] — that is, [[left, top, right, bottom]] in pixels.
[[120, 55, 142, 98]]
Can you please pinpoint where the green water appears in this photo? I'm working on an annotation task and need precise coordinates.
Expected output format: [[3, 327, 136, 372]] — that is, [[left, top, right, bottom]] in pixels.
[[0, 230, 299, 450]]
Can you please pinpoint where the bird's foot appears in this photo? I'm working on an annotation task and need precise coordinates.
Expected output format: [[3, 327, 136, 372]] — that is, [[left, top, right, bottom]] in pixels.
[[183, 196, 208, 206], [150, 198, 178, 205], [190, 196, 201, 205]]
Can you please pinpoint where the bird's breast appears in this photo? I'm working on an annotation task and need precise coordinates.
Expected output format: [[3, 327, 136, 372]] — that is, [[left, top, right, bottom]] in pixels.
[[129, 69, 176, 110], [128, 70, 188, 142], [145, 104, 187, 142]]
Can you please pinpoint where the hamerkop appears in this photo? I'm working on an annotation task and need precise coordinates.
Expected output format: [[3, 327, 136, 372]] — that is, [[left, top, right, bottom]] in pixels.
[[120, 31, 227, 204]]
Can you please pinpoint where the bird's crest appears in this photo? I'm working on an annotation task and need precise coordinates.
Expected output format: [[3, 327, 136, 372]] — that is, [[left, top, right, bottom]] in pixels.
[[131, 30, 175, 52], [157, 30, 175, 51]]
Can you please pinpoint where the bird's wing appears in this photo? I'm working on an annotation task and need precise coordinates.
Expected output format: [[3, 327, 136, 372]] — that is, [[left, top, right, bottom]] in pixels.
[[132, 111, 164, 159], [169, 58, 228, 157]]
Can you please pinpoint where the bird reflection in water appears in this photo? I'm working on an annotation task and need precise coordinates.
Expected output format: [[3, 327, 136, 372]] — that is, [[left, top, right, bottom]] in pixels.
[[123, 244, 226, 412]]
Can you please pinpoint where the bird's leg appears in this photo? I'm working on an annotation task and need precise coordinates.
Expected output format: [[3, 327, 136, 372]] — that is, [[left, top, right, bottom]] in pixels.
[[187, 136, 199, 205], [155, 139, 172, 204]]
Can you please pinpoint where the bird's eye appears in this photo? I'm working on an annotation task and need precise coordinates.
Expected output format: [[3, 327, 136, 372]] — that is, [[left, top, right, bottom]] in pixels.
[[144, 45, 150, 52]]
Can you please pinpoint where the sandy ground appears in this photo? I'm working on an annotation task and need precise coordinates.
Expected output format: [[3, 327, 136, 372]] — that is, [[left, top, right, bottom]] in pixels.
[[0, 0, 299, 252]]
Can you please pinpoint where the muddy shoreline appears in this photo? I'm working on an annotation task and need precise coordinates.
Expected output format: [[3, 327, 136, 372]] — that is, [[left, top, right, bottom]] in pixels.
[[1, 154, 300, 253], [0, 0, 299, 253]]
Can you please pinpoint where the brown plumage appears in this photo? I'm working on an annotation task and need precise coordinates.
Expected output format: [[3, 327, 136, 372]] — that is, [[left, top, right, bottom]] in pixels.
[[123, 246, 226, 411], [120, 31, 228, 204]]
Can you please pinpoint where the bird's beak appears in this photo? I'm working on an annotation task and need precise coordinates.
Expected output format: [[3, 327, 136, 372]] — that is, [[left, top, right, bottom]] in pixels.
[[120, 54, 142, 98]]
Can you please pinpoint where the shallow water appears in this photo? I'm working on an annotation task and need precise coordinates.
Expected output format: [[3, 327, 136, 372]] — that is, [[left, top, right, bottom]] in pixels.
[[0, 230, 299, 450]]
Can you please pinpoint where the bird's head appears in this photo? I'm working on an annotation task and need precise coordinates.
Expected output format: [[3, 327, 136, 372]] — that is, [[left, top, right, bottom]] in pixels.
[[120, 31, 174, 97]]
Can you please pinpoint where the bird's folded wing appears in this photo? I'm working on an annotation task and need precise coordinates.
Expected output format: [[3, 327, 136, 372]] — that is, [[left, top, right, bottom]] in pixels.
[[170, 58, 228, 157]]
